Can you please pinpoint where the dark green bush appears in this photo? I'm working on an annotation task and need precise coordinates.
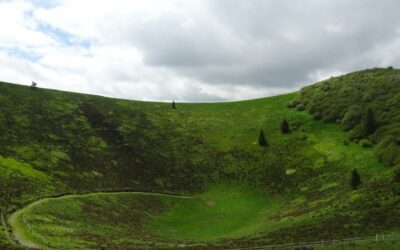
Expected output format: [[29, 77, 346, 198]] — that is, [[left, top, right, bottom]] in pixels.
[[258, 130, 268, 147], [281, 119, 291, 134], [296, 104, 305, 111], [313, 111, 322, 120], [287, 100, 298, 108], [376, 140, 400, 165], [359, 139, 373, 148], [341, 106, 363, 131], [322, 109, 340, 123], [363, 108, 378, 136], [347, 124, 365, 141], [351, 169, 361, 189], [290, 120, 302, 131]]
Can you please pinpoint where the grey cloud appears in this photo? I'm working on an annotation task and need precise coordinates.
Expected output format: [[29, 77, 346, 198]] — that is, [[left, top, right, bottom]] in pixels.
[[131, 16, 240, 67], [127, 0, 400, 89]]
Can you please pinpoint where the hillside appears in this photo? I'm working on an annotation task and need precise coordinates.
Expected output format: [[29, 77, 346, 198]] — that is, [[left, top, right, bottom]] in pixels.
[[291, 67, 400, 166], [0, 69, 399, 249]]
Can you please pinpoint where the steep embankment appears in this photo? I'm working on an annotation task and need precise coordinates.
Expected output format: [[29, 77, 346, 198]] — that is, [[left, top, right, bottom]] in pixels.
[[0, 69, 399, 249]]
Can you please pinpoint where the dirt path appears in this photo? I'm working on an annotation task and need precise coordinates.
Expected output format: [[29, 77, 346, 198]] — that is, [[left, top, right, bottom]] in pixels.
[[8, 191, 195, 249], [8, 199, 45, 249]]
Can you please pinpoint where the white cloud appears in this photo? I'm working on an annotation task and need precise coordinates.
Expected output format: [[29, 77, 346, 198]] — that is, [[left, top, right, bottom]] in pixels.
[[0, 1, 55, 48], [0, 0, 400, 102]]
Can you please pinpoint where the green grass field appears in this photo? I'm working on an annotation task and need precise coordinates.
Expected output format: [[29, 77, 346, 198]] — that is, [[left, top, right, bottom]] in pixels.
[[0, 70, 399, 249], [150, 184, 285, 241]]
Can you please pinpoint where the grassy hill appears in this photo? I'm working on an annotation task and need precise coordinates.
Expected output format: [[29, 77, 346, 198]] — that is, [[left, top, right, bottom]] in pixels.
[[0, 68, 399, 249], [291, 67, 400, 166]]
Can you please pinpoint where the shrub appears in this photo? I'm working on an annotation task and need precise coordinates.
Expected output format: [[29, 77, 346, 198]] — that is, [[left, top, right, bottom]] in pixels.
[[376, 139, 400, 165], [307, 102, 319, 114], [313, 111, 322, 120], [359, 139, 373, 148], [258, 130, 268, 147], [281, 119, 291, 134], [362, 92, 376, 102], [287, 101, 297, 108], [291, 120, 301, 131], [296, 104, 305, 111], [364, 108, 378, 136], [347, 124, 365, 141], [322, 109, 340, 123], [341, 106, 363, 131], [351, 169, 361, 189], [376, 137, 400, 163]]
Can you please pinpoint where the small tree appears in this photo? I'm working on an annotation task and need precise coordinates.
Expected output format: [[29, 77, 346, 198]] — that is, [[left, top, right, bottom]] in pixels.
[[172, 100, 176, 109], [364, 108, 377, 135], [31, 81, 37, 90], [351, 169, 361, 189], [258, 130, 268, 147], [281, 119, 290, 134]]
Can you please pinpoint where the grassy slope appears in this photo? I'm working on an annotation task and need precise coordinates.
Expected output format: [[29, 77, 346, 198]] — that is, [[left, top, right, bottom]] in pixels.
[[292, 68, 400, 166], [0, 73, 399, 248]]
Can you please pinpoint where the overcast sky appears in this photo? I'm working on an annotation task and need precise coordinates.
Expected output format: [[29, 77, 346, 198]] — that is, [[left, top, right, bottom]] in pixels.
[[0, 0, 399, 102]]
